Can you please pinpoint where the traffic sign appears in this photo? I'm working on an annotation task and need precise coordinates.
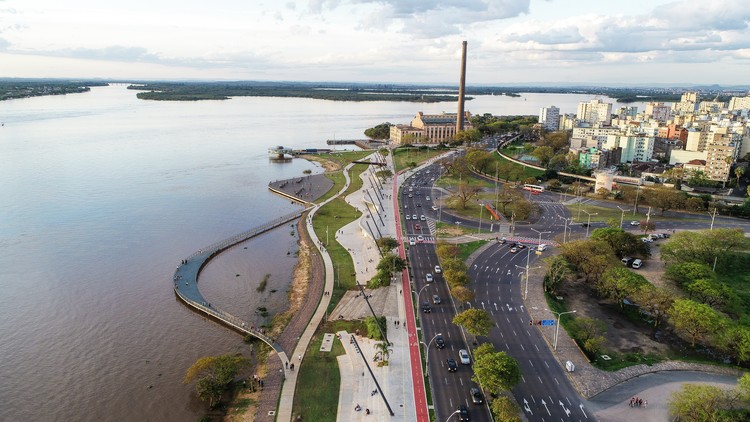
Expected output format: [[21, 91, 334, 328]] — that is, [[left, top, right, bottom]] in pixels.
[[541, 319, 555, 326]]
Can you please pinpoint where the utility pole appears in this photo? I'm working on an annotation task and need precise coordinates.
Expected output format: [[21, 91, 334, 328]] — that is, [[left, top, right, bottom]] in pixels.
[[708, 208, 718, 231], [617, 206, 628, 229], [516, 247, 542, 300], [581, 210, 597, 238]]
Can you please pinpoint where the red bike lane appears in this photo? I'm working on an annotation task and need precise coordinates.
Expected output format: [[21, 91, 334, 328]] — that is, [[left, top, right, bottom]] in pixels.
[[392, 170, 429, 422]]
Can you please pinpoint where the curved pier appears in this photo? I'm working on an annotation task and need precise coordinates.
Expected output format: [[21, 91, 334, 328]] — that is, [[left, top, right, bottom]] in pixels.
[[173, 209, 307, 353]]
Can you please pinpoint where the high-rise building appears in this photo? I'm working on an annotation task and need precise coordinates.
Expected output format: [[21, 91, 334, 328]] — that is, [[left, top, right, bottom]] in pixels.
[[728, 96, 750, 111], [539, 106, 560, 131], [645, 102, 672, 123], [576, 99, 612, 125]]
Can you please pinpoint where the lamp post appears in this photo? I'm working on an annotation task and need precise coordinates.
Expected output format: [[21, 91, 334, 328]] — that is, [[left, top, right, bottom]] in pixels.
[[617, 206, 628, 229], [421, 332, 442, 377], [412, 284, 431, 308], [545, 309, 577, 350], [560, 217, 572, 243], [478, 203, 484, 234], [530, 227, 550, 248], [708, 208, 718, 231], [444, 409, 461, 422], [581, 210, 597, 238], [516, 247, 542, 301]]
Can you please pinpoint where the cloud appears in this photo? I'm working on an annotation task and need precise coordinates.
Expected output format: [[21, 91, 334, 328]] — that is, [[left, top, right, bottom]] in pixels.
[[0, 37, 9, 50]]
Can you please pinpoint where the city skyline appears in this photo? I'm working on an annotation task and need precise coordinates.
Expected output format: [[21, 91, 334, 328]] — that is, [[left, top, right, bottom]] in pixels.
[[0, 0, 748, 85]]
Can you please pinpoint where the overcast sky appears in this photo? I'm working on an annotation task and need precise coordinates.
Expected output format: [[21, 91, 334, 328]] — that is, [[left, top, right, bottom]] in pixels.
[[1, 0, 748, 85]]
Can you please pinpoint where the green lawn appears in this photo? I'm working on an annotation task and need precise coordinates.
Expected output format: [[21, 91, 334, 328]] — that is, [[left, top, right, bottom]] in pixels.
[[456, 240, 488, 262], [322, 150, 374, 167], [392, 147, 447, 172], [316, 171, 346, 203], [291, 329, 345, 421], [490, 150, 545, 179], [436, 174, 495, 189]]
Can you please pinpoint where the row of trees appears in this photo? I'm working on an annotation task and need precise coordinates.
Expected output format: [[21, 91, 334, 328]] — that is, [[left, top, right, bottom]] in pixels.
[[435, 242, 475, 305]]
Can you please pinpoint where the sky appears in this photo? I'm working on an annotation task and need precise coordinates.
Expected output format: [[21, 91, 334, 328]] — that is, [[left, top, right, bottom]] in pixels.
[[0, 0, 748, 85]]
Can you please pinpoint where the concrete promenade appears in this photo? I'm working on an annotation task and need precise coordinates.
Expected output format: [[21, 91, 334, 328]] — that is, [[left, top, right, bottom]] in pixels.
[[275, 163, 354, 421]]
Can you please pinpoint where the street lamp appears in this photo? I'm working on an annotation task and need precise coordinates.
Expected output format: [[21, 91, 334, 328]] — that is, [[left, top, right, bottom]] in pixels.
[[560, 217, 572, 243], [530, 228, 550, 248], [478, 203, 484, 234], [421, 332, 442, 377], [545, 309, 577, 351], [581, 210, 597, 238], [617, 206, 629, 229], [412, 284, 431, 308], [444, 409, 461, 421], [516, 248, 541, 301], [708, 208, 718, 231]]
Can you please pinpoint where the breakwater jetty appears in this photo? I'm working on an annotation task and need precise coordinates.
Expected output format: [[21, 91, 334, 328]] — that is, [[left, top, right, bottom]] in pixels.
[[173, 209, 306, 353]]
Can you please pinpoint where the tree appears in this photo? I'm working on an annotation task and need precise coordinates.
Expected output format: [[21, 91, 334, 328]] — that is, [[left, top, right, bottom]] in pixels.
[[668, 299, 724, 346], [569, 317, 607, 355], [669, 383, 741, 422], [451, 182, 481, 210], [472, 344, 521, 394], [543, 255, 572, 294], [639, 219, 656, 235], [687, 169, 712, 187], [376, 237, 399, 253], [453, 308, 494, 340], [184, 354, 251, 408], [591, 227, 650, 258], [633, 285, 675, 328], [444, 268, 470, 289], [686, 278, 738, 311], [374, 341, 393, 362], [453, 128, 482, 145], [364, 122, 391, 139], [466, 149, 494, 173], [597, 267, 649, 308], [495, 184, 521, 215], [489, 396, 521, 422], [664, 262, 716, 287], [661, 229, 749, 268], [364, 316, 387, 340], [685, 196, 705, 211], [450, 285, 475, 305], [559, 239, 618, 284], [644, 187, 685, 215], [717, 325, 750, 365], [532, 146, 554, 167]]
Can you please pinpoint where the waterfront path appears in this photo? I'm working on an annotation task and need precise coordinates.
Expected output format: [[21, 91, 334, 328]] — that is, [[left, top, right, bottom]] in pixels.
[[275, 163, 354, 421]]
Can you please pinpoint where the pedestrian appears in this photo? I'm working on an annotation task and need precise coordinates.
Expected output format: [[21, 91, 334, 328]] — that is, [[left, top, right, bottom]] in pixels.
[[644, 400, 647, 408], [285, 361, 289, 369], [298, 354, 302, 361]]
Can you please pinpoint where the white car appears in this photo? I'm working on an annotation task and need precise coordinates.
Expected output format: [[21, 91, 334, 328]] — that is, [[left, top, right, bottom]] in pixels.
[[630, 220, 640, 226], [426, 196, 431, 201], [405, 214, 411, 220], [417, 235, 424, 242], [459, 349, 471, 365], [434, 265, 442, 273], [409, 237, 416, 246], [412, 214, 417, 220], [420, 215, 426, 221], [431, 205, 438, 211], [426, 273, 433, 282]]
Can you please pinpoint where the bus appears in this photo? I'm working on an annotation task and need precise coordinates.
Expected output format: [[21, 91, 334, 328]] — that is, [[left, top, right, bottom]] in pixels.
[[522, 184, 544, 193]]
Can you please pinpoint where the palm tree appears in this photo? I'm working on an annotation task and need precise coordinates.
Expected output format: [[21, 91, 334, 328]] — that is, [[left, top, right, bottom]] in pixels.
[[374, 341, 392, 362], [735, 166, 745, 186]]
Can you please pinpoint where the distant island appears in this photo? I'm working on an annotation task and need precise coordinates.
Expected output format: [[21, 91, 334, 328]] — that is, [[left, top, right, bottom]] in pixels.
[[0, 80, 108, 101]]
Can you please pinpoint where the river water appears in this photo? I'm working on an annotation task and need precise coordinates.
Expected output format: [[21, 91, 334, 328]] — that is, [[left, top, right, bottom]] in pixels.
[[0, 85, 646, 421]]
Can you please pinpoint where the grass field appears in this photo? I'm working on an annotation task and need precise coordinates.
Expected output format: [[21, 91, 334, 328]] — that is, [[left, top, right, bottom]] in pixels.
[[490, 150, 545, 179], [291, 328, 345, 421], [392, 147, 447, 172], [456, 240, 488, 262]]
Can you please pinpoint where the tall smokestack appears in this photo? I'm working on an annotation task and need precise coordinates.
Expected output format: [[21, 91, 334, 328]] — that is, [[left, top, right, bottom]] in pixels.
[[456, 40, 467, 133]]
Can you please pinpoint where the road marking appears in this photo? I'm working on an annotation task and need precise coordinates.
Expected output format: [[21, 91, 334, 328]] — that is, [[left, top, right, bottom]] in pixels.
[[535, 344, 540, 351], [520, 344, 525, 351], [554, 377, 559, 386], [522, 375, 526, 383], [529, 359, 534, 367], [544, 361, 549, 368], [513, 330, 517, 337]]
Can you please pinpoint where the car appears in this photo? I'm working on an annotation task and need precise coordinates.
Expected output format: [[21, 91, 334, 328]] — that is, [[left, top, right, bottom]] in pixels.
[[408, 194, 413, 198], [516, 244, 526, 249], [631, 259, 643, 269], [432, 294, 441, 304], [641, 237, 652, 243], [409, 237, 416, 246], [581, 223, 589, 227], [426, 273, 433, 282], [409, 187, 413, 192], [416, 202, 421, 207], [458, 404, 470, 421], [446, 358, 458, 372], [537, 243, 548, 252], [404, 204, 408, 209], [621, 257, 632, 265], [435, 334, 445, 348], [498, 237, 507, 244], [422, 303, 431, 313], [630, 220, 640, 226], [415, 223, 421, 230], [510, 247, 518, 253], [420, 215, 426, 221], [431, 205, 438, 211], [412, 214, 417, 220], [434, 265, 442, 273], [405, 214, 411, 220], [459, 349, 470, 365], [426, 196, 430, 201], [417, 235, 424, 242], [470, 387, 483, 404]]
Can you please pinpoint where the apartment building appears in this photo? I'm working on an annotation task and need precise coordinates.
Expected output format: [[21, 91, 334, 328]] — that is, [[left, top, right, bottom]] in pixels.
[[539, 106, 560, 131], [576, 99, 613, 125]]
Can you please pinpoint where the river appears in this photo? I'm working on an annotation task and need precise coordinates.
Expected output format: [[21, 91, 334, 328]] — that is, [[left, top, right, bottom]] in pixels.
[[0, 84, 647, 421]]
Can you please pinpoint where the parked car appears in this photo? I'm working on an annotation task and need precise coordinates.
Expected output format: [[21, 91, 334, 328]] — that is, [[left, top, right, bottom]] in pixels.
[[641, 237, 652, 243], [446, 358, 458, 372], [470, 387, 483, 404], [435, 334, 445, 348], [631, 259, 643, 269], [459, 349, 470, 365]]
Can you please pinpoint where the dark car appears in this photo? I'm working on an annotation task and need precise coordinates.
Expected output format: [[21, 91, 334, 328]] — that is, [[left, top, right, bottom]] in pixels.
[[435, 334, 445, 349], [422, 303, 431, 313], [458, 404, 470, 421], [470, 387, 483, 404], [446, 358, 457, 372]]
